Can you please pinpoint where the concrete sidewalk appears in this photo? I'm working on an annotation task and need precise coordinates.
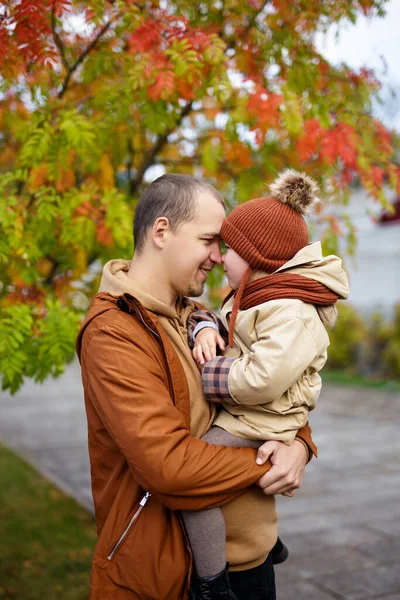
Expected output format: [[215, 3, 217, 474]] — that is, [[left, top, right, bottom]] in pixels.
[[1, 362, 399, 599]]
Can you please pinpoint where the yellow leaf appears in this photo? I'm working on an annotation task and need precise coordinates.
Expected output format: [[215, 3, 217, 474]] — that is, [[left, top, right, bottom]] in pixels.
[[73, 248, 88, 278], [37, 258, 53, 278], [99, 154, 114, 191]]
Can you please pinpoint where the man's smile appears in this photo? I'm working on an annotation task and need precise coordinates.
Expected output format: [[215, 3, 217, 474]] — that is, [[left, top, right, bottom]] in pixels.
[[200, 268, 210, 280]]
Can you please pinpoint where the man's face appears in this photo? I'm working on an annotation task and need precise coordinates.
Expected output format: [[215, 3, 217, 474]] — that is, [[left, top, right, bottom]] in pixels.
[[163, 191, 225, 297]]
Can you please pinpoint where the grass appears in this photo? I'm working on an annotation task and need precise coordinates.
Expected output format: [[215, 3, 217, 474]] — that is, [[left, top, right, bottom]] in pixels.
[[0, 444, 96, 600], [322, 369, 400, 392]]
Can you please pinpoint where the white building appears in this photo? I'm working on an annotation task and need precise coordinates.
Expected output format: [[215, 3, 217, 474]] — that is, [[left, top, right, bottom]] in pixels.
[[336, 186, 400, 316]]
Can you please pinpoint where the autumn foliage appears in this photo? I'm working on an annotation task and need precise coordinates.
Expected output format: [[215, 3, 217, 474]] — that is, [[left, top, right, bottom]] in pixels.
[[0, 0, 398, 392]]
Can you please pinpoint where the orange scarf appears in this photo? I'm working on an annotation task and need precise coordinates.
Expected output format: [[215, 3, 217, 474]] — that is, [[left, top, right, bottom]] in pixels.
[[225, 268, 340, 347]]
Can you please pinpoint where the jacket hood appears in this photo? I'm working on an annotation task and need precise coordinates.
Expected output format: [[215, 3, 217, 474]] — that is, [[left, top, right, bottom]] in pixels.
[[76, 293, 118, 362], [76, 258, 199, 361], [274, 242, 349, 299], [75, 291, 158, 363], [99, 258, 195, 319]]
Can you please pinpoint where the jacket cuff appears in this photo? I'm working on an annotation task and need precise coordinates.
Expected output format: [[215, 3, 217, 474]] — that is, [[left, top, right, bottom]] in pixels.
[[187, 310, 220, 349], [295, 428, 318, 462], [202, 356, 236, 403], [193, 321, 219, 340], [294, 437, 311, 463]]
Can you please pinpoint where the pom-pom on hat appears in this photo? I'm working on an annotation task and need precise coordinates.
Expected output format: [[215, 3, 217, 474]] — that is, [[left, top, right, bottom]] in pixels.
[[221, 169, 319, 273]]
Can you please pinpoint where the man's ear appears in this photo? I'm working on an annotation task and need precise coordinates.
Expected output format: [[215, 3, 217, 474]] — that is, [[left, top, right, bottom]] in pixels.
[[152, 217, 170, 249]]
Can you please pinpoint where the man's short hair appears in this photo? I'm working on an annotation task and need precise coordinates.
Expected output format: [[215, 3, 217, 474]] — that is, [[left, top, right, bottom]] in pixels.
[[133, 174, 225, 252]]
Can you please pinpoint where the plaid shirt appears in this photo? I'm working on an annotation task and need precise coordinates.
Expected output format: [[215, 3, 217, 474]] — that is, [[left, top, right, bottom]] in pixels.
[[187, 309, 234, 403], [202, 356, 236, 404]]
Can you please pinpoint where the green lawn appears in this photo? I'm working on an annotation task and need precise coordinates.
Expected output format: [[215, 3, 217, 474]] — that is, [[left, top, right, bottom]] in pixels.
[[322, 369, 400, 392], [0, 444, 96, 600]]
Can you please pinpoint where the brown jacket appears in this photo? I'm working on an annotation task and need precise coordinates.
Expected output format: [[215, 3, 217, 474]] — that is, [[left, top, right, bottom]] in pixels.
[[77, 291, 279, 599]]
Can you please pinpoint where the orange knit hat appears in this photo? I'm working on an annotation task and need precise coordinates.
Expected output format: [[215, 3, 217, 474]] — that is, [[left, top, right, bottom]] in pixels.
[[221, 169, 319, 273], [221, 170, 320, 347]]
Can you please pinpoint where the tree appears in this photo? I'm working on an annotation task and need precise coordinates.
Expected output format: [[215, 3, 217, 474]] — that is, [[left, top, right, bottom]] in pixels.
[[0, 0, 398, 393]]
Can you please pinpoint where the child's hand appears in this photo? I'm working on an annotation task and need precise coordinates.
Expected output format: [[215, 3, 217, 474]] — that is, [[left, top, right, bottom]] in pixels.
[[192, 328, 226, 365]]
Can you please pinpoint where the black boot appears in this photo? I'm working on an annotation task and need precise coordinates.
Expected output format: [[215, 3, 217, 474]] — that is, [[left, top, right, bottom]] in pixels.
[[270, 536, 289, 565], [189, 564, 238, 600]]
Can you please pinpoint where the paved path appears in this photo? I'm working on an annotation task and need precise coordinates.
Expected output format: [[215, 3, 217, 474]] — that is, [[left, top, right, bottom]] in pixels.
[[1, 362, 399, 599]]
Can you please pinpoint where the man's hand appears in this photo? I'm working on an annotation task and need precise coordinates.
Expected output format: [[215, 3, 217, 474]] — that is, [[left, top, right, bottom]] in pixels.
[[193, 328, 226, 365], [256, 439, 308, 496]]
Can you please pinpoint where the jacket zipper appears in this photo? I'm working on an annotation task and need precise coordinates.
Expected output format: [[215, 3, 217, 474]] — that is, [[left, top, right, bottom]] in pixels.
[[126, 298, 161, 339], [128, 298, 176, 401], [107, 492, 151, 561], [126, 298, 192, 587]]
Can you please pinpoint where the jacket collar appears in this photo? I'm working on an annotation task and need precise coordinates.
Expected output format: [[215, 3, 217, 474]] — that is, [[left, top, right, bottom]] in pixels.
[[274, 242, 323, 273]]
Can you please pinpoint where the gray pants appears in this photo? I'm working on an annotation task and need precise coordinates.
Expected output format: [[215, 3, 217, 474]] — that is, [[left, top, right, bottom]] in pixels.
[[182, 426, 262, 577]]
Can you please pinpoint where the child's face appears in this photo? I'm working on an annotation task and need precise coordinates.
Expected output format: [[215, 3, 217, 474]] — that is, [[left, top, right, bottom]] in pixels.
[[222, 246, 249, 290]]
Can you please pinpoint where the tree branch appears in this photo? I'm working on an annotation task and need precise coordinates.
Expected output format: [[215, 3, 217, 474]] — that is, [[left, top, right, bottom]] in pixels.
[[155, 157, 201, 166], [58, 14, 119, 99], [220, 163, 238, 179], [129, 101, 194, 195], [51, 6, 70, 73]]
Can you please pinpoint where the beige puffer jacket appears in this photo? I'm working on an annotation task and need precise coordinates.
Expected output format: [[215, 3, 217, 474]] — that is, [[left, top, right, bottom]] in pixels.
[[214, 243, 349, 443]]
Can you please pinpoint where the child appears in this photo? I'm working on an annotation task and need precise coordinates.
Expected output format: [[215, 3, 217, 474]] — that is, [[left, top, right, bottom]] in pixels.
[[184, 170, 349, 600]]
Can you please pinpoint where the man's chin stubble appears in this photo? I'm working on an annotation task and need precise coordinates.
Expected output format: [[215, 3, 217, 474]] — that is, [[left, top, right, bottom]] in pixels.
[[186, 283, 204, 297]]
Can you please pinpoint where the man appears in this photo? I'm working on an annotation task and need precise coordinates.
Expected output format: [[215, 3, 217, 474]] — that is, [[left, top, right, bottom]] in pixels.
[[76, 174, 317, 600]]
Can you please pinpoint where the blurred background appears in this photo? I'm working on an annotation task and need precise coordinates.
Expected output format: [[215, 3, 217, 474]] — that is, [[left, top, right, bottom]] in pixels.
[[0, 1, 399, 598]]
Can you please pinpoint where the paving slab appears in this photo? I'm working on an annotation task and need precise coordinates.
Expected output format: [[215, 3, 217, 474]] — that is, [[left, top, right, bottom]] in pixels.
[[1, 362, 400, 598], [372, 596, 400, 600], [356, 537, 400, 565], [314, 565, 400, 600], [275, 574, 341, 600], [305, 525, 392, 547]]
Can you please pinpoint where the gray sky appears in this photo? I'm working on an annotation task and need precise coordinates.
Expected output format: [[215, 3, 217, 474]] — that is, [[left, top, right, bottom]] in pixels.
[[315, 0, 399, 130]]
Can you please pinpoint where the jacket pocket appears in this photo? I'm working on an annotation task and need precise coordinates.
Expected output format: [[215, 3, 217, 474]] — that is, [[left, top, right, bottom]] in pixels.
[[106, 491, 151, 561], [93, 495, 190, 600]]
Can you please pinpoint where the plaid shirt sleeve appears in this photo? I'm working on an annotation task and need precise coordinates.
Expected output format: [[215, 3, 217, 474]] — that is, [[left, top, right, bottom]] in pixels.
[[187, 309, 227, 350], [202, 356, 236, 403]]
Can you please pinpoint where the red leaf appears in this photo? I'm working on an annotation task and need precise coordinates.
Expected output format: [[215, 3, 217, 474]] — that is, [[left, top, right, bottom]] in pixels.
[[186, 29, 212, 52], [129, 21, 162, 53], [296, 119, 324, 162], [370, 166, 384, 189], [96, 220, 113, 246], [358, 0, 374, 16], [375, 121, 393, 156], [336, 123, 358, 168], [176, 79, 197, 101], [45, 0, 72, 17], [247, 86, 282, 132], [147, 71, 176, 101], [320, 132, 337, 165], [318, 123, 358, 168], [225, 141, 252, 168]]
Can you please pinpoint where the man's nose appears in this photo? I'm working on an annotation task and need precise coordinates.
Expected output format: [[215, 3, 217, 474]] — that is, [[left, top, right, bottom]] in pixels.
[[210, 242, 223, 265]]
